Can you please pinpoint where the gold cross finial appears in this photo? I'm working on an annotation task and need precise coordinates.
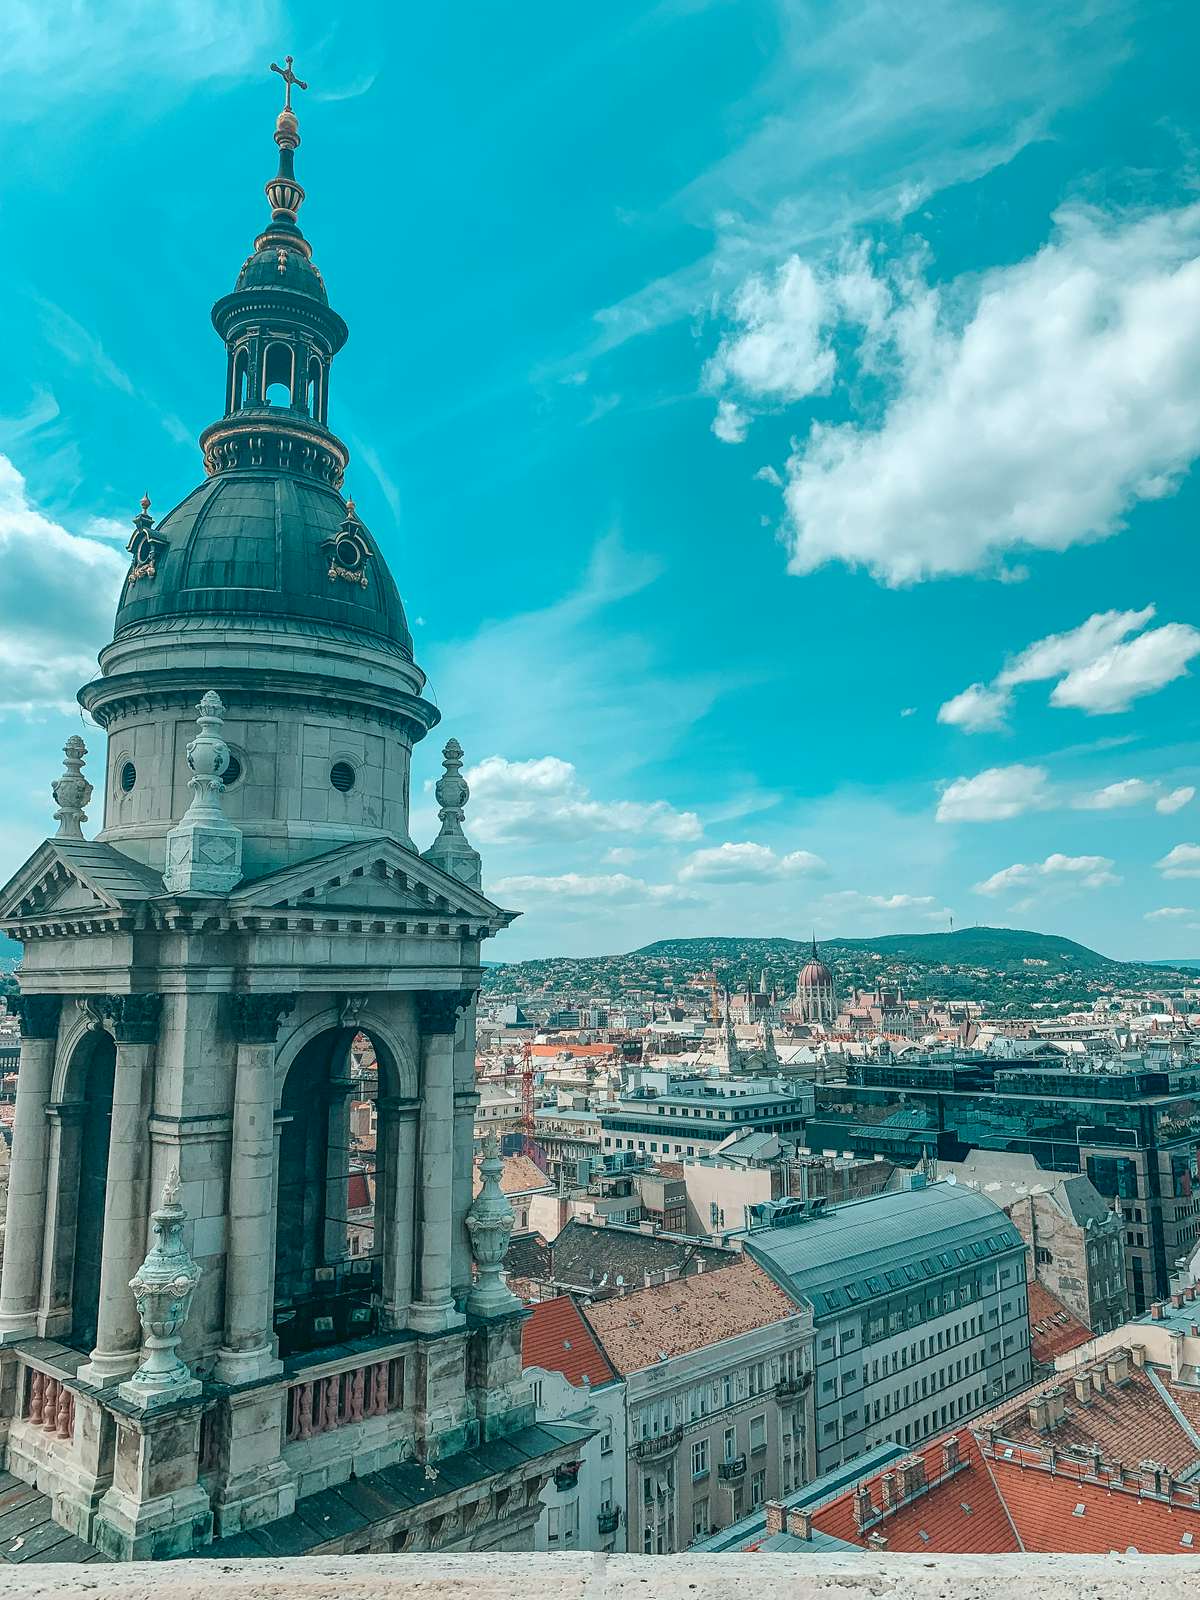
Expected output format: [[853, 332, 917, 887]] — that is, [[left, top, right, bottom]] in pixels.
[[270, 54, 308, 112]]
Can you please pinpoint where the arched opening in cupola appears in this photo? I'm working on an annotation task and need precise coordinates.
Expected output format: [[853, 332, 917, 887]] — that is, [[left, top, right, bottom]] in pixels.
[[305, 356, 324, 421], [231, 347, 250, 411], [274, 1028, 396, 1356], [263, 341, 295, 408], [61, 1030, 116, 1353]]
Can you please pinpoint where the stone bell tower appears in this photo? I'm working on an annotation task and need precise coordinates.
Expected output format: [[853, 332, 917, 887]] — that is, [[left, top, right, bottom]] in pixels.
[[0, 61, 579, 1563]]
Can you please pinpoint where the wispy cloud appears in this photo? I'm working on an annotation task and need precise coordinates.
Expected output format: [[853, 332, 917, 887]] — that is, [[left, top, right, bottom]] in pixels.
[[36, 298, 132, 395]]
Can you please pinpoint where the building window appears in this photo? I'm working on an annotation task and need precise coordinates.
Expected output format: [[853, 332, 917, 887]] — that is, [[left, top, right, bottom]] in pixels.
[[600, 1478, 614, 1511], [723, 1427, 736, 1462], [751, 1469, 766, 1507], [692, 1439, 709, 1478], [531, 1379, 543, 1408], [599, 1423, 613, 1456], [749, 1414, 766, 1452], [692, 1500, 710, 1540]]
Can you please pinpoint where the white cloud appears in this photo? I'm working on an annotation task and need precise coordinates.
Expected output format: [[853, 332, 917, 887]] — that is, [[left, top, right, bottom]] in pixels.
[[820, 890, 946, 921], [1049, 623, 1200, 714], [678, 841, 828, 884], [940, 606, 1200, 727], [0, 454, 126, 715], [1157, 844, 1200, 880], [1072, 779, 1158, 811], [899, 706, 917, 718], [1158, 787, 1196, 815], [755, 465, 783, 488], [705, 257, 836, 407], [466, 754, 702, 846], [936, 765, 1048, 823], [1145, 906, 1194, 921], [937, 682, 1010, 733], [975, 853, 1119, 895], [488, 873, 684, 904], [0, 0, 279, 122], [997, 607, 1156, 688], [761, 205, 1200, 584], [712, 400, 749, 444]]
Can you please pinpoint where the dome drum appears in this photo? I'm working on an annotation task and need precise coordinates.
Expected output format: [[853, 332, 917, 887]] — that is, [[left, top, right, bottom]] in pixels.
[[199, 416, 347, 487]]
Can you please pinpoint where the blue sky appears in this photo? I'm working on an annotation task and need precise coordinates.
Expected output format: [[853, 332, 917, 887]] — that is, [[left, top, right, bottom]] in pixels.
[[4, 0, 1200, 962]]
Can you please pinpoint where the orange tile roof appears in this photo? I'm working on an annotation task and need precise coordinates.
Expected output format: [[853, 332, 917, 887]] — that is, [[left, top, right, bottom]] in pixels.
[[980, 1363, 1200, 1474], [581, 1257, 799, 1374], [991, 1455, 1200, 1553], [473, 1153, 555, 1198], [811, 1431, 1019, 1554], [1027, 1280, 1093, 1365], [529, 1043, 616, 1057], [521, 1295, 618, 1388]]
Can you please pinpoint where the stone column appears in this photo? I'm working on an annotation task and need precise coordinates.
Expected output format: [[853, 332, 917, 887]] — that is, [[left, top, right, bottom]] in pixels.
[[408, 991, 471, 1335], [214, 995, 294, 1385], [452, 1088, 480, 1301], [0, 995, 61, 1341], [80, 995, 161, 1385], [379, 1097, 420, 1330], [39, 1102, 86, 1338]]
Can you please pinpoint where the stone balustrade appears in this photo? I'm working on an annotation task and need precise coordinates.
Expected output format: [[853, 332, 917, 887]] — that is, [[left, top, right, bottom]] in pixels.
[[0, 1553, 1186, 1598], [22, 1364, 76, 1442], [284, 1354, 404, 1443]]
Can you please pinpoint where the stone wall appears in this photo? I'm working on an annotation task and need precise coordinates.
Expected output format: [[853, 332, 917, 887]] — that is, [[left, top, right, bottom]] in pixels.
[[0, 1552, 1191, 1599]]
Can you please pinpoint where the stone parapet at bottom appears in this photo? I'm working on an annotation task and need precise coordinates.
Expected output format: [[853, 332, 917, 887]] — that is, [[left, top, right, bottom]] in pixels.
[[0, 1554, 1191, 1599]]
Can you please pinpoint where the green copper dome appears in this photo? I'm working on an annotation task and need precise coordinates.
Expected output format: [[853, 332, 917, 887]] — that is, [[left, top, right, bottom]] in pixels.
[[113, 474, 414, 656], [234, 242, 329, 303]]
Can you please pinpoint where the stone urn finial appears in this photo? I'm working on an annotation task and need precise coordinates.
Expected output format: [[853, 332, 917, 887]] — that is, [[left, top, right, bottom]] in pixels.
[[120, 1167, 203, 1408], [421, 736, 482, 889], [162, 690, 243, 896], [52, 736, 92, 839], [465, 1129, 521, 1318]]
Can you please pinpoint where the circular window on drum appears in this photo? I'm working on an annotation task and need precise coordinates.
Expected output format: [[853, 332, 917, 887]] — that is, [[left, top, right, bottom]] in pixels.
[[330, 760, 356, 793], [119, 761, 137, 793], [223, 754, 243, 788]]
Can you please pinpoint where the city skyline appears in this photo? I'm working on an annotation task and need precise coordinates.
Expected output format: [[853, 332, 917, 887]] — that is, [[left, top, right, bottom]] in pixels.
[[3, 2, 1200, 962]]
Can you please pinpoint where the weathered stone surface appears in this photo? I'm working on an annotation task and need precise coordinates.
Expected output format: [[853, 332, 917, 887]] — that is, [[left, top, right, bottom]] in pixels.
[[0, 1553, 1191, 1599]]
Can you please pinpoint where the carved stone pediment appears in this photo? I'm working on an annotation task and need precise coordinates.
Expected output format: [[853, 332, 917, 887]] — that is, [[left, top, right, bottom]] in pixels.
[[0, 839, 164, 928], [226, 835, 517, 932]]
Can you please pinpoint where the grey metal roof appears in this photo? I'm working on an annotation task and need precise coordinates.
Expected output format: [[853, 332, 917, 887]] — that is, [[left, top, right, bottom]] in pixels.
[[48, 841, 165, 904], [744, 1180, 1023, 1317]]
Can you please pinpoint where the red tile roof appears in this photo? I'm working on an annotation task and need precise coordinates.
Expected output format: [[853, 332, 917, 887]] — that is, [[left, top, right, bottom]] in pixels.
[[810, 1431, 1019, 1554], [521, 1295, 617, 1388], [991, 1452, 1200, 1554], [529, 1043, 616, 1058], [1027, 1280, 1092, 1365]]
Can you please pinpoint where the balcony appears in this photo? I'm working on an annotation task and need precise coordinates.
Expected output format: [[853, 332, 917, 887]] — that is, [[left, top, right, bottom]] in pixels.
[[777, 1371, 813, 1397], [632, 1425, 683, 1462], [717, 1454, 747, 1481], [597, 1507, 621, 1535]]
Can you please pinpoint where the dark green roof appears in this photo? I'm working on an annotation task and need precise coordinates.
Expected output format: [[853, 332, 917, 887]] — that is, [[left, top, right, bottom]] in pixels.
[[113, 472, 412, 655], [236, 241, 328, 303]]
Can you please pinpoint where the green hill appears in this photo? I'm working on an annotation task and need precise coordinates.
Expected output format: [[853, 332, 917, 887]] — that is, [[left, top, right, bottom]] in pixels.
[[634, 927, 1114, 969]]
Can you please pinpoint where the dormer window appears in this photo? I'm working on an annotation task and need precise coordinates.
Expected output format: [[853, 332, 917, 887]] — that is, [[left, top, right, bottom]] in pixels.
[[322, 501, 373, 590], [125, 495, 168, 583]]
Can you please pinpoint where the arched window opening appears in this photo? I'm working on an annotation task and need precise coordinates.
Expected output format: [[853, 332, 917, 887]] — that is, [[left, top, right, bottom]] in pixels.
[[263, 341, 294, 408], [233, 348, 250, 411], [275, 1028, 384, 1356], [67, 1033, 116, 1353], [306, 357, 323, 420]]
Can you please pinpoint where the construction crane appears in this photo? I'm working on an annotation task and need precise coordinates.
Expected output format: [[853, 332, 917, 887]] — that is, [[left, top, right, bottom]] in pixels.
[[520, 1040, 536, 1158], [702, 971, 723, 1026]]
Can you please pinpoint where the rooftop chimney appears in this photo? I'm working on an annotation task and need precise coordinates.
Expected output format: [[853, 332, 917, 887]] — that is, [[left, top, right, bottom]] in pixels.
[[764, 1501, 786, 1537], [1091, 1368, 1105, 1397], [854, 1486, 874, 1530], [1106, 1350, 1132, 1386], [1132, 1343, 1147, 1369], [1045, 1388, 1067, 1429], [1151, 1302, 1165, 1320], [1170, 1328, 1186, 1381], [1072, 1373, 1091, 1405], [1028, 1397, 1050, 1433], [786, 1508, 813, 1541], [867, 1531, 889, 1550], [879, 1471, 897, 1510], [941, 1436, 961, 1475]]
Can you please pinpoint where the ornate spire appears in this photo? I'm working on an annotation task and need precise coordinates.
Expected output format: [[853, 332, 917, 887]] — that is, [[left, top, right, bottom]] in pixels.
[[266, 55, 307, 229], [465, 1130, 521, 1318], [422, 738, 482, 889], [51, 736, 92, 839], [162, 692, 243, 895]]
